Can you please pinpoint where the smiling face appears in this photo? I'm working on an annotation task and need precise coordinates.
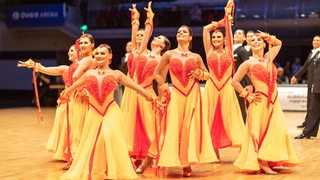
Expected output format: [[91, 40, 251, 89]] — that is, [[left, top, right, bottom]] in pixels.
[[312, 36, 320, 49], [176, 26, 192, 44], [250, 35, 265, 51], [94, 45, 112, 67], [79, 36, 94, 56], [68, 45, 78, 62], [211, 31, 224, 49], [136, 29, 144, 44]]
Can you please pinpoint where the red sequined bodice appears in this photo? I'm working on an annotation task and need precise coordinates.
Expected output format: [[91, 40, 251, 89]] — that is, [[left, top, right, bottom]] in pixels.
[[169, 58, 197, 88], [135, 55, 159, 84], [207, 51, 232, 80], [251, 63, 277, 93], [127, 53, 135, 78], [62, 62, 79, 87], [85, 75, 117, 105]]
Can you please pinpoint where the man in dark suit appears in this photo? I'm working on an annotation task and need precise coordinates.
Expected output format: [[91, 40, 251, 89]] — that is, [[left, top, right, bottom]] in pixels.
[[244, 30, 254, 54], [291, 35, 320, 129], [119, 41, 132, 75], [233, 29, 252, 123], [115, 41, 132, 105], [295, 36, 320, 139]]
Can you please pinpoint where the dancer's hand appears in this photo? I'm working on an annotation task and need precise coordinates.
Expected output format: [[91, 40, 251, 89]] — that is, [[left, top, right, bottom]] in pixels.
[[256, 30, 270, 40], [144, 1, 154, 18], [129, 3, 139, 14], [188, 68, 201, 79], [17, 59, 35, 68], [247, 92, 262, 104]]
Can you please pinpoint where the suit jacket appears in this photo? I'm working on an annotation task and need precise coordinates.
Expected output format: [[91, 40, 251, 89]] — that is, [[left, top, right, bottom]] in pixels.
[[294, 51, 319, 88], [312, 53, 320, 93], [234, 46, 252, 86], [119, 55, 128, 75]]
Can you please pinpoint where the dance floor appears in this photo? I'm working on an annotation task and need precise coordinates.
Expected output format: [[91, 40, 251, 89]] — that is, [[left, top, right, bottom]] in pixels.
[[0, 107, 319, 180]]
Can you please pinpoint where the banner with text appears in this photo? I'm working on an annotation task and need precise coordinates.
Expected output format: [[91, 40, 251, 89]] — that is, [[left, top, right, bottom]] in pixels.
[[6, 3, 66, 27], [278, 85, 307, 111]]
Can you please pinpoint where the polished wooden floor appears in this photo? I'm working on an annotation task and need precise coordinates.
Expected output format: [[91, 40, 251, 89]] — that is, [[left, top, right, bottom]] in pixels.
[[0, 107, 319, 180]]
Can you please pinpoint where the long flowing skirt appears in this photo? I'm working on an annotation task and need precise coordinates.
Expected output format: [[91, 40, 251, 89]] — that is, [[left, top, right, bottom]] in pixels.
[[45, 103, 66, 153], [62, 102, 137, 179], [158, 85, 218, 167], [234, 96, 300, 171], [203, 79, 245, 149]]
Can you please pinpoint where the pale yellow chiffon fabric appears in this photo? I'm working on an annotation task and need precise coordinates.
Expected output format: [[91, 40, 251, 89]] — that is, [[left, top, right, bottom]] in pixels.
[[234, 63, 300, 170], [158, 64, 218, 167], [62, 94, 137, 179]]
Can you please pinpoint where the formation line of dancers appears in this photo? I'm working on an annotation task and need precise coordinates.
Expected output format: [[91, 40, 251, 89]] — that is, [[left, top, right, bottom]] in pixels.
[[18, 0, 300, 179]]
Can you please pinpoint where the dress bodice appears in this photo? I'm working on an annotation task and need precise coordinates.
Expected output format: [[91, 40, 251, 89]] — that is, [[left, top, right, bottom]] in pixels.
[[62, 62, 79, 87], [169, 57, 198, 94], [85, 75, 117, 115], [250, 63, 278, 98], [207, 51, 233, 81], [127, 53, 135, 78], [135, 54, 159, 87]]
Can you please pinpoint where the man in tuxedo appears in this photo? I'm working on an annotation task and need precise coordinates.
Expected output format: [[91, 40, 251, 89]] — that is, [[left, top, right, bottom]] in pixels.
[[295, 35, 320, 139], [233, 29, 252, 123], [291, 35, 320, 129], [119, 41, 132, 75], [115, 41, 132, 105], [244, 30, 254, 54]]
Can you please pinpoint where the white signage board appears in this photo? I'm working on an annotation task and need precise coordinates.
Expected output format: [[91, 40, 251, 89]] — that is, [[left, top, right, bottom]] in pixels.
[[277, 85, 307, 111]]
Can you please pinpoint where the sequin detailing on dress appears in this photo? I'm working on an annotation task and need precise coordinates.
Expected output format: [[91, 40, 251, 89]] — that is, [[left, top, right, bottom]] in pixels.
[[169, 58, 197, 87]]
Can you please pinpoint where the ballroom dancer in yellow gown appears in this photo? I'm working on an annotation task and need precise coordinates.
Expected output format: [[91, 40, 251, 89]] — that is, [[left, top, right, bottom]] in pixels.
[[154, 25, 218, 177], [61, 44, 157, 179], [231, 31, 300, 174], [17, 44, 78, 159], [120, 2, 171, 174], [202, 0, 245, 161]]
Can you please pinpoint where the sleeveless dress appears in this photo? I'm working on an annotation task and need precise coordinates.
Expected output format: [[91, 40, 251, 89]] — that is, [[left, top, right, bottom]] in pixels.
[[127, 54, 159, 159], [234, 61, 300, 170], [62, 74, 137, 180], [45, 64, 72, 153], [47, 62, 86, 161], [203, 51, 245, 149], [158, 57, 218, 167]]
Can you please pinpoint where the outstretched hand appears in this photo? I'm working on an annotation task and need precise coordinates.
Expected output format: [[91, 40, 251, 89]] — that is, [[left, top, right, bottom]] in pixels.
[[17, 59, 35, 68], [144, 1, 153, 13], [129, 3, 138, 13], [290, 76, 297, 85]]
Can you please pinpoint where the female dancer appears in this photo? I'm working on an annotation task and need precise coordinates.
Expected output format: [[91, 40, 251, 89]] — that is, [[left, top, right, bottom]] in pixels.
[[17, 44, 78, 157], [120, 3, 144, 138], [60, 33, 96, 169], [202, 0, 245, 161], [122, 2, 171, 174], [231, 31, 300, 174], [18, 34, 96, 169], [153, 25, 218, 177], [61, 44, 156, 179], [120, 2, 150, 168]]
